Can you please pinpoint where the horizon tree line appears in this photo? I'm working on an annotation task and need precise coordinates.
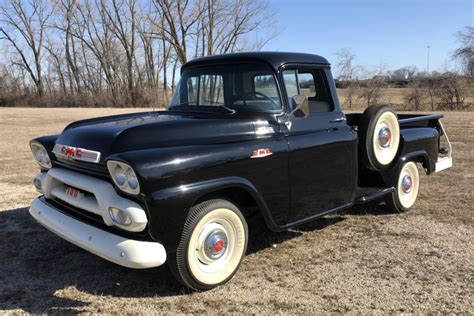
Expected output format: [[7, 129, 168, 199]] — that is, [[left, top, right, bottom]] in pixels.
[[0, 0, 277, 107]]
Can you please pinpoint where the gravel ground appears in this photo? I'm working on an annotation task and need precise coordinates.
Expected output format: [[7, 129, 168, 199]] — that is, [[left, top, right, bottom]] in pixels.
[[0, 108, 472, 314]]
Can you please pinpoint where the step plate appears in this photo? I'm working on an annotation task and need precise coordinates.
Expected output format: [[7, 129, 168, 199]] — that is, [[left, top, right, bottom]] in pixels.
[[435, 157, 452, 173]]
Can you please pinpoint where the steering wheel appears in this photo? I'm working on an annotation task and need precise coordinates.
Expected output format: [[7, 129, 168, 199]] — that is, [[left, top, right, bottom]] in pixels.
[[242, 91, 279, 108]]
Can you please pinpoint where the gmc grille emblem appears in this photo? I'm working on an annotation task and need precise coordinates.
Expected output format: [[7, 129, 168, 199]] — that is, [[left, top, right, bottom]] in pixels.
[[53, 144, 101, 164]]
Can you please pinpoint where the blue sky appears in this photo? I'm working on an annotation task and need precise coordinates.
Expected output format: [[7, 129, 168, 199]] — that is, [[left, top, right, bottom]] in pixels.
[[263, 0, 473, 74]]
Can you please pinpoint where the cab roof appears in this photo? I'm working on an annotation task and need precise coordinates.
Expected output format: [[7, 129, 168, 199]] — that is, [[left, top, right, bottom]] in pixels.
[[182, 52, 330, 72]]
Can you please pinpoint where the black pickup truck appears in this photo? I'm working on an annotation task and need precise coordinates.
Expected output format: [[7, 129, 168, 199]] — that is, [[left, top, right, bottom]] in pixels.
[[29, 52, 452, 291]]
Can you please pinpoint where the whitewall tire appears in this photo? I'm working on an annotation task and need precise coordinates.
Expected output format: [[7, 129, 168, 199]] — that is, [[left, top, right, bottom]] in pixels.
[[386, 161, 420, 212], [359, 105, 401, 171], [170, 199, 248, 291]]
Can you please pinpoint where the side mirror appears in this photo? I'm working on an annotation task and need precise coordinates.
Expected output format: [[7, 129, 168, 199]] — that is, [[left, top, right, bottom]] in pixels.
[[282, 95, 310, 130], [291, 95, 310, 118]]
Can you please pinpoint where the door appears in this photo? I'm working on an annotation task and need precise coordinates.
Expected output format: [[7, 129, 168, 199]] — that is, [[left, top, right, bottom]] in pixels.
[[282, 67, 357, 223]]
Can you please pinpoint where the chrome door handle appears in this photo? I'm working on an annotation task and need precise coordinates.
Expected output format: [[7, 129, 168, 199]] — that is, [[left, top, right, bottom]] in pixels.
[[330, 117, 346, 123]]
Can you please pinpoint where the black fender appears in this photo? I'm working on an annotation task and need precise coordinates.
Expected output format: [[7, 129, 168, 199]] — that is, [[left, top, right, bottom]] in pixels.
[[359, 127, 439, 188], [144, 176, 275, 252], [31, 134, 59, 152], [399, 127, 438, 174], [31, 135, 59, 166], [380, 127, 439, 186]]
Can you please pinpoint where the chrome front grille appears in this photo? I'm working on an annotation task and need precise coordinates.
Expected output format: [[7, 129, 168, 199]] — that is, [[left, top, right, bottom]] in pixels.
[[50, 183, 100, 216], [34, 167, 148, 232]]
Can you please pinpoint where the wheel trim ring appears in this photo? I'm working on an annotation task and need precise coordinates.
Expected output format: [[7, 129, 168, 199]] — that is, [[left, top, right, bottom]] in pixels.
[[187, 208, 246, 285], [193, 219, 235, 274]]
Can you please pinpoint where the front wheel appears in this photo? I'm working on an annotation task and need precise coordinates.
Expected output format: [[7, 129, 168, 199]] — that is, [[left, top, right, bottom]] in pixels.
[[170, 199, 248, 291], [385, 161, 420, 212]]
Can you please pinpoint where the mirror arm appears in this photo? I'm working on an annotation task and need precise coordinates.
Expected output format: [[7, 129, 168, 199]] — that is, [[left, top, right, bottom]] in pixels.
[[280, 95, 309, 131], [281, 106, 299, 131]]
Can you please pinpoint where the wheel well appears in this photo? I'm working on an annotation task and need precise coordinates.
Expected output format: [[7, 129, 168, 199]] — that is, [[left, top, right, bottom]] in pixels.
[[193, 187, 260, 218], [407, 154, 430, 174]]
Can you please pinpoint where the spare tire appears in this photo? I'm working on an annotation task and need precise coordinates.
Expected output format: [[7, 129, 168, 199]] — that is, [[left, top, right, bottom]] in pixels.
[[358, 105, 400, 171]]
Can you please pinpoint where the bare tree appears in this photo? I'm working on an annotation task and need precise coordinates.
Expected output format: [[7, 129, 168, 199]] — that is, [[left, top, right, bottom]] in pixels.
[[0, 0, 279, 107], [70, 0, 125, 104], [100, 0, 139, 104], [357, 65, 387, 107], [436, 73, 467, 110], [405, 79, 426, 111], [335, 48, 358, 109], [54, 0, 83, 95], [44, 40, 68, 95], [0, 0, 52, 97], [453, 26, 473, 78], [137, 10, 162, 91], [152, 0, 204, 65], [200, 0, 277, 55]]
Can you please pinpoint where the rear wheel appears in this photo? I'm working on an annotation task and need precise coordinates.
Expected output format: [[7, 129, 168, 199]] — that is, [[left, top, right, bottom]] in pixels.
[[359, 105, 400, 171], [170, 199, 248, 291], [385, 161, 420, 212]]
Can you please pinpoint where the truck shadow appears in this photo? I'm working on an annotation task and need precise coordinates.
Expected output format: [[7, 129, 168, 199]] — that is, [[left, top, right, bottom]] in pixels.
[[245, 214, 345, 254], [0, 203, 392, 313], [340, 202, 399, 216], [0, 207, 182, 313]]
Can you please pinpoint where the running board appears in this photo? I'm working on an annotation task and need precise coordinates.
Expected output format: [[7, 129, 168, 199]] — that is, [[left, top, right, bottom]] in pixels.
[[355, 187, 395, 204]]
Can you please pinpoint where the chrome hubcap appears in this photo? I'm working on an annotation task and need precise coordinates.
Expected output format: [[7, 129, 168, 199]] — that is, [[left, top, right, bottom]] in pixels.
[[203, 230, 227, 260], [378, 127, 391, 148], [401, 175, 413, 193]]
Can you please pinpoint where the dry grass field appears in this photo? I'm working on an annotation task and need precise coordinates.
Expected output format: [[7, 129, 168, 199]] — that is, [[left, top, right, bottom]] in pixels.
[[337, 87, 474, 111], [0, 107, 472, 314]]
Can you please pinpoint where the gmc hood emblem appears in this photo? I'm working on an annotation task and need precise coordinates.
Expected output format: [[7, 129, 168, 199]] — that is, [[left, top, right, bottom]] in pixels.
[[52, 144, 101, 164]]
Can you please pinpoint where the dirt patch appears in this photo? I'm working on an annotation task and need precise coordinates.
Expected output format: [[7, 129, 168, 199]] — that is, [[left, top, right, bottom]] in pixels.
[[0, 108, 472, 313]]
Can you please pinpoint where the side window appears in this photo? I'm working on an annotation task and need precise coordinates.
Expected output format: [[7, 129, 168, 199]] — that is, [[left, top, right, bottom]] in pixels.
[[283, 68, 334, 113], [199, 74, 224, 106], [283, 70, 299, 101], [298, 72, 316, 98]]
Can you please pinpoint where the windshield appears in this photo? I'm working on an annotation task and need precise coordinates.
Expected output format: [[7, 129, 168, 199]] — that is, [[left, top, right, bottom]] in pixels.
[[169, 63, 282, 113]]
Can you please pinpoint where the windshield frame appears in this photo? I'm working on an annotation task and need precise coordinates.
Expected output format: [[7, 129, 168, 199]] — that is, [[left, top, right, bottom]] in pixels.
[[168, 61, 285, 114]]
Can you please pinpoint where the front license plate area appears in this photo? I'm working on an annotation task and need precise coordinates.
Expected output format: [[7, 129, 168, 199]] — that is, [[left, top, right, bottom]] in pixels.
[[65, 186, 84, 199]]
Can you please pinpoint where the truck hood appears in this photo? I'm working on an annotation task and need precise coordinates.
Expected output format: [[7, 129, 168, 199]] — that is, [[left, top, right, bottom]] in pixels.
[[54, 111, 262, 164]]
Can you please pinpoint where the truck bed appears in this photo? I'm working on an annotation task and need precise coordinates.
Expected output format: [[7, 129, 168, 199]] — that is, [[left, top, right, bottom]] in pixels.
[[346, 112, 444, 129]]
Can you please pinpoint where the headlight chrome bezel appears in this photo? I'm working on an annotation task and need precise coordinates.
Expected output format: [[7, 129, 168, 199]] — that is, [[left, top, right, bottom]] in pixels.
[[107, 160, 140, 195], [30, 142, 52, 169]]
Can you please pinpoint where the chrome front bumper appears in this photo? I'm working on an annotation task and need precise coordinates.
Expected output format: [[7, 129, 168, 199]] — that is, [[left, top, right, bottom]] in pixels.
[[29, 197, 167, 269]]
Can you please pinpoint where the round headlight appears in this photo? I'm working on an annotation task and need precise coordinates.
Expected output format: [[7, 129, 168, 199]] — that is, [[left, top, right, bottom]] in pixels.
[[107, 160, 140, 195], [126, 169, 139, 190], [30, 142, 52, 169], [114, 165, 127, 187]]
